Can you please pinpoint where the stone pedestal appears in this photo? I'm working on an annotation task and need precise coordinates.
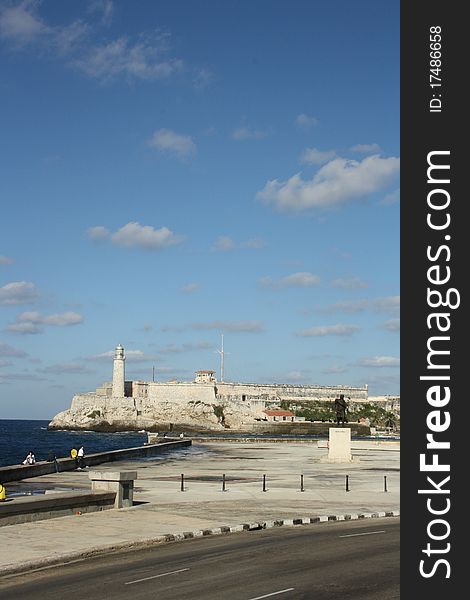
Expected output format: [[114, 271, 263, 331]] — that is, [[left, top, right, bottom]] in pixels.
[[319, 428, 358, 463], [89, 470, 137, 508]]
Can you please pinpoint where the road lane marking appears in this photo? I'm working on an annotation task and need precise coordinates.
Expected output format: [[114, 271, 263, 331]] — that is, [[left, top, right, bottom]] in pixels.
[[125, 567, 190, 585], [339, 530, 386, 538], [247, 588, 295, 600]]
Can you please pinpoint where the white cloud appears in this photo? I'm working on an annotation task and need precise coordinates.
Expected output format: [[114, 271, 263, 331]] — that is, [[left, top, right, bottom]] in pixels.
[[111, 222, 184, 249], [88, 222, 184, 250], [0, 1, 47, 45], [232, 126, 267, 140], [358, 356, 400, 368], [0, 255, 14, 265], [16, 311, 83, 326], [181, 283, 200, 294], [87, 225, 109, 239], [6, 322, 42, 334], [297, 324, 359, 337], [383, 318, 400, 332], [0, 3, 184, 83], [350, 143, 381, 154], [331, 277, 368, 289], [301, 147, 336, 165], [0, 281, 38, 305], [75, 35, 183, 81], [257, 155, 400, 212], [211, 236, 235, 252], [148, 128, 196, 158], [7, 311, 84, 334], [260, 272, 320, 289], [295, 114, 318, 128], [373, 296, 400, 314], [0, 1, 87, 53]]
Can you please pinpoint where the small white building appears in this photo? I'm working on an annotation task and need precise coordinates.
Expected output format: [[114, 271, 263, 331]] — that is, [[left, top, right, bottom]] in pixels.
[[194, 369, 217, 383]]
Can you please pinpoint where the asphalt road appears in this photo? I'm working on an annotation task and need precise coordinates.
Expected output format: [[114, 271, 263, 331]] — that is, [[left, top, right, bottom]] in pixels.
[[0, 517, 399, 600]]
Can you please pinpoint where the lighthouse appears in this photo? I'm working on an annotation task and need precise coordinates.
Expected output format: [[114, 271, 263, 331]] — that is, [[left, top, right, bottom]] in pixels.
[[112, 343, 125, 397]]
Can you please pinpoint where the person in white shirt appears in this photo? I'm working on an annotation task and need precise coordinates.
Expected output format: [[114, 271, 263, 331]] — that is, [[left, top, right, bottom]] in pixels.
[[77, 446, 85, 469]]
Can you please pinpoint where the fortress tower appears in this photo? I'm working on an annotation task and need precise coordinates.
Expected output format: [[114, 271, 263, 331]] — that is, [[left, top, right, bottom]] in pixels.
[[112, 343, 125, 397]]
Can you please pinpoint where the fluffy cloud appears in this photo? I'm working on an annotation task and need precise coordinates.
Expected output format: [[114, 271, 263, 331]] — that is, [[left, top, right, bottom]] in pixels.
[[295, 114, 318, 128], [257, 155, 400, 212], [87, 221, 184, 250], [74, 35, 182, 81], [148, 128, 196, 158], [0, 1, 48, 45], [0, 1, 87, 53], [6, 311, 84, 334], [296, 324, 359, 337], [358, 356, 400, 368], [0, 3, 184, 83], [260, 272, 320, 289], [0, 281, 38, 305]]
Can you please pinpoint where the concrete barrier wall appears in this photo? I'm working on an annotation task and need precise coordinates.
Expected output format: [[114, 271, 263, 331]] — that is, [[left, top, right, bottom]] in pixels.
[[0, 439, 191, 484], [0, 491, 116, 527]]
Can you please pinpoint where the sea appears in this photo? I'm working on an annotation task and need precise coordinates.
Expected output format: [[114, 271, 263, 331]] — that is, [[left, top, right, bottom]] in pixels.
[[0, 419, 149, 468]]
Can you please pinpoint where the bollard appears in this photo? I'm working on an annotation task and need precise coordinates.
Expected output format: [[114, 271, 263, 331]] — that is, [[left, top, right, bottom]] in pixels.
[[262, 474, 266, 492], [384, 475, 388, 492], [0, 482, 5, 501], [181, 473, 185, 492], [345, 475, 349, 492], [300, 474, 304, 492], [222, 473, 226, 492]]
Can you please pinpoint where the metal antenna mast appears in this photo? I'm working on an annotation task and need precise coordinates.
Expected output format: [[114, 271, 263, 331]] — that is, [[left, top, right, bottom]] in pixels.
[[217, 334, 225, 382]]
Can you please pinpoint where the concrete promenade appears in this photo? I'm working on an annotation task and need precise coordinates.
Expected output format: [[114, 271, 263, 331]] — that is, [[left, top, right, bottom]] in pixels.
[[0, 439, 399, 576]]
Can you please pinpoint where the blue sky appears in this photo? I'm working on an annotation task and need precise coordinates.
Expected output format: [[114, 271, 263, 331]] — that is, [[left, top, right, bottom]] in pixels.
[[0, 0, 399, 419]]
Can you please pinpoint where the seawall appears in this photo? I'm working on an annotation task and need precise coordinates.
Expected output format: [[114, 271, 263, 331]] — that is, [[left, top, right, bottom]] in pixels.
[[0, 439, 191, 483]]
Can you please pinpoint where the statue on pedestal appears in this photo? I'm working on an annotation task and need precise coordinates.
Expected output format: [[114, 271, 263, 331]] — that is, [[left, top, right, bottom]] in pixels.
[[334, 394, 348, 425]]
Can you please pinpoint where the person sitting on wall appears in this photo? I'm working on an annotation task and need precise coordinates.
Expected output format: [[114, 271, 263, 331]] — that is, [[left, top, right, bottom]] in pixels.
[[22, 451, 36, 465]]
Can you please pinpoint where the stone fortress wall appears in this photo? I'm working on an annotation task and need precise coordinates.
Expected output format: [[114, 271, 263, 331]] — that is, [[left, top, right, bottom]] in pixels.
[[49, 345, 398, 432]]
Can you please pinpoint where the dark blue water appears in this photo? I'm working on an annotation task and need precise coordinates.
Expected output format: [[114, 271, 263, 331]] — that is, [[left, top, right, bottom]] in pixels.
[[0, 420, 149, 468]]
